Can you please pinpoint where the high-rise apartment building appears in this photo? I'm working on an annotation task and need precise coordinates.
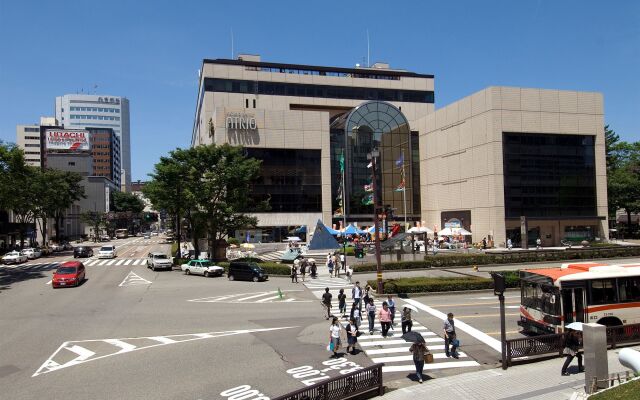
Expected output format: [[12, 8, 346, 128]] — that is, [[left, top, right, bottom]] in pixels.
[[55, 94, 131, 191], [88, 127, 121, 184], [16, 124, 43, 167]]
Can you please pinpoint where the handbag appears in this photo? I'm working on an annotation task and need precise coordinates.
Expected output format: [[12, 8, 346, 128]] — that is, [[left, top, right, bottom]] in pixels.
[[452, 339, 460, 347], [328, 341, 335, 352], [424, 352, 434, 364]]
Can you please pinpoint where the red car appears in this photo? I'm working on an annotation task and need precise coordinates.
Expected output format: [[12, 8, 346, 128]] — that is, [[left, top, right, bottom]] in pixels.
[[52, 261, 86, 288]]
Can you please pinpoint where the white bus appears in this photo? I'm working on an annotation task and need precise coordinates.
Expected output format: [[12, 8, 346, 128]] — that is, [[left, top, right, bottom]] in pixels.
[[519, 262, 640, 334]]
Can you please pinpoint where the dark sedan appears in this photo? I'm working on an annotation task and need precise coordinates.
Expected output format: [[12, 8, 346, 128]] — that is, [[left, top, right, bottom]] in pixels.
[[73, 246, 94, 258]]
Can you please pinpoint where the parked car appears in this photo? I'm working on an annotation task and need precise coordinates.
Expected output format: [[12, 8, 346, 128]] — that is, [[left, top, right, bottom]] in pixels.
[[21, 248, 42, 259], [143, 233, 151, 239], [147, 252, 173, 271], [2, 251, 28, 265], [228, 261, 268, 282], [181, 259, 224, 277], [52, 261, 85, 288], [62, 242, 73, 250], [40, 247, 52, 256], [98, 245, 117, 259], [74, 246, 94, 258], [100, 234, 111, 242], [50, 243, 64, 252]]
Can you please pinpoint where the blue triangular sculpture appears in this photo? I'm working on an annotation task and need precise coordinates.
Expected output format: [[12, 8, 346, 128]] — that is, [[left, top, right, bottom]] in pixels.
[[308, 220, 341, 250]]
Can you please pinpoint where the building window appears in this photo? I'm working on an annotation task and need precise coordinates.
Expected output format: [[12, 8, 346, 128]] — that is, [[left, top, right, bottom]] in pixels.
[[253, 99, 256, 108], [502, 133, 597, 218], [245, 99, 249, 108], [68, 162, 76, 166]]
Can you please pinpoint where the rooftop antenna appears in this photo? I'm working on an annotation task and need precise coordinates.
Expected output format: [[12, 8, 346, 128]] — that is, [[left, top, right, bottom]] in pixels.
[[93, 84, 98, 94], [367, 29, 370, 67], [231, 27, 234, 59]]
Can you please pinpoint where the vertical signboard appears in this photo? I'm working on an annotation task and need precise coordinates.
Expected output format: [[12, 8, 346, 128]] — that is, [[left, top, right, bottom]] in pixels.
[[105, 186, 110, 213]]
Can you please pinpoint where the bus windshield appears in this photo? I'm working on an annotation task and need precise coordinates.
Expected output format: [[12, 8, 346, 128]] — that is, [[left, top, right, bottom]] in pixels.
[[521, 280, 560, 316]]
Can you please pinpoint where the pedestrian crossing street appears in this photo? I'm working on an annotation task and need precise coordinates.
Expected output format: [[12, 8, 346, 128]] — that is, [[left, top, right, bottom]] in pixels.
[[312, 291, 481, 375]]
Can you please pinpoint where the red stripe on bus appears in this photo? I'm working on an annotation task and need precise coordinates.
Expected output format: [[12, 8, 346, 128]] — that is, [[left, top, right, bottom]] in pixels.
[[586, 302, 640, 313]]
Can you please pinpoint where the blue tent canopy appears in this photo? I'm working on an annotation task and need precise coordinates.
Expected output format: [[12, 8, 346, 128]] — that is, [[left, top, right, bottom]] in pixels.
[[343, 224, 365, 235], [324, 225, 341, 235]]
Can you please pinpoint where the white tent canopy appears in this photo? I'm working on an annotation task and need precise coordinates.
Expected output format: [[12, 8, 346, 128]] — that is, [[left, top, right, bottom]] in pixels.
[[438, 227, 472, 236], [408, 226, 434, 234]]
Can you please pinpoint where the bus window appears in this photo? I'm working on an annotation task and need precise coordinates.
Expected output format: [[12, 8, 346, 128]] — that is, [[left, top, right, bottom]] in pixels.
[[522, 281, 560, 315], [589, 279, 617, 305], [618, 277, 640, 302]]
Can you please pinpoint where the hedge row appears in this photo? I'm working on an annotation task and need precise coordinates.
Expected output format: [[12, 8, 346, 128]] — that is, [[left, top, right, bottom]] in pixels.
[[367, 270, 520, 294], [353, 246, 640, 272]]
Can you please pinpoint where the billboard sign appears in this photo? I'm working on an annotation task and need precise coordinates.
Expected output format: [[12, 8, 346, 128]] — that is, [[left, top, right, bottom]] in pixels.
[[45, 130, 90, 151]]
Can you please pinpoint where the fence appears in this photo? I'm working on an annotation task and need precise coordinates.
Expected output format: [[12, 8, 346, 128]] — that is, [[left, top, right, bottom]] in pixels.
[[272, 364, 384, 400], [504, 322, 640, 368]]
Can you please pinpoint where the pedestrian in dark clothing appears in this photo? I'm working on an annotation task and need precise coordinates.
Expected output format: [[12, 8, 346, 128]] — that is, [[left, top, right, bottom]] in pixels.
[[443, 312, 459, 358], [300, 259, 307, 282], [290, 264, 298, 283], [366, 298, 376, 334], [310, 261, 317, 278], [409, 342, 428, 383], [561, 330, 584, 375], [401, 307, 413, 334], [338, 289, 347, 317], [345, 317, 359, 355], [322, 287, 333, 320]]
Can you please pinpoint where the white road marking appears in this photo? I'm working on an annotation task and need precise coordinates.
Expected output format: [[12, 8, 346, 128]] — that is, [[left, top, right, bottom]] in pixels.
[[235, 293, 275, 302], [472, 295, 520, 300], [382, 360, 479, 372], [33, 326, 298, 377], [357, 331, 435, 340], [118, 271, 152, 287], [115, 260, 125, 266], [124, 259, 133, 265], [371, 352, 469, 363], [133, 259, 144, 265], [45, 280, 52, 285], [149, 336, 177, 345], [98, 260, 109, 266], [103, 339, 137, 353], [490, 306, 521, 309], [359, 338, 443, 347], [188, 290, 310, 304], [255, 295, 280, 303], [402, 298, 503, 353], [106, 260, 117, 266]]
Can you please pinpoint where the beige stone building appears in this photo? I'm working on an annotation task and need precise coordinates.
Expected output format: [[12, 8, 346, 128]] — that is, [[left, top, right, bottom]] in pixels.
[[192, 56, 607, 246], [416, 87, 607, 247], [192, 55, 434, 242]]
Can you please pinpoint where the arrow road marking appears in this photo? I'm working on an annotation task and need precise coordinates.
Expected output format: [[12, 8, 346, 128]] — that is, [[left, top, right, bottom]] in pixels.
[[33, 326, 297, 377]]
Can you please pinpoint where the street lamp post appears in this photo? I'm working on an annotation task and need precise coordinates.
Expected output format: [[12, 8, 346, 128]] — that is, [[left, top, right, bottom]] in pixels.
[[368, 149, 383, 294]]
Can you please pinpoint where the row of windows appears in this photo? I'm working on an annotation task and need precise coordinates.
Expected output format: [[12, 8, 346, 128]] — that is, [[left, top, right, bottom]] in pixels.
[[24, 144, 40, 147], [204, 78, 434, 103], [70, 106, 120, 113], [246, 66, 401, 80], [588, 278, 640, 305], [70, 115, 120, 121], [24, 151, 40, 155], [24, 127, 40, 132], [24, 136, 40, 140]]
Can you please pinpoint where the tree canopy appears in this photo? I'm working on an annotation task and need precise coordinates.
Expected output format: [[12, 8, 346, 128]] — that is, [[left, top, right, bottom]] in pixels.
[[144, 144, 264, 259], [605, 125, 640, 228]]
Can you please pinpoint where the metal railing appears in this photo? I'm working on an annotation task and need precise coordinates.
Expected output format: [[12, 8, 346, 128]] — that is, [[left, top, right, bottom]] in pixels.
[[505, 333, 565, 368], [607, 323, 640, 349], [272, 363, 384, 400], [504, 322, 640, 368]]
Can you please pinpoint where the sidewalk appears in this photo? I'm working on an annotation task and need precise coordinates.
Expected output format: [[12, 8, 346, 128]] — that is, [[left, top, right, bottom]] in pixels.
[[379, 345, 640, 400]]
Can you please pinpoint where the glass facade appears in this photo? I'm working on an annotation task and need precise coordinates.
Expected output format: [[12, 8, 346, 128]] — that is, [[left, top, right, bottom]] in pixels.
[[204, 78, 434, 103], [503, 132, 597, 219], [330, 101, 415, 221], [245, 148, 322, 213]]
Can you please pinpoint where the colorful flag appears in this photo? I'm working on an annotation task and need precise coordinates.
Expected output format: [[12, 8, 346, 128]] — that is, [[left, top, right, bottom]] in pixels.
[[361, 194, 373, 205], [336, 185, 342, 200], [333, 207, 343, 217], [395, 153, 404, 167], [394, 179, 405, 192], [339, 151, 345, 173], [367, 161, 372, 168], [363, 184, 373, 192]]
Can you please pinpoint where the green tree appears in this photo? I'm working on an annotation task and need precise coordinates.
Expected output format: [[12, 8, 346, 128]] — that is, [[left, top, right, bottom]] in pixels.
[[34, 169, 85, 243], [111, 191, 145, 233], [80, 211, 106, 242], [605, 125, 640, 233]]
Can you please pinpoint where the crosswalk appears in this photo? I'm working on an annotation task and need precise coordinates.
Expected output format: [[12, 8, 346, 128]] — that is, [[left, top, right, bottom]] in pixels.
[[1, 261, 60, 271], [82, 258, 149, 267], [256, 250, 284, 262], [188, 289, 311, 304], [303, 277, 352, 290], [311, 290, 480, 375]]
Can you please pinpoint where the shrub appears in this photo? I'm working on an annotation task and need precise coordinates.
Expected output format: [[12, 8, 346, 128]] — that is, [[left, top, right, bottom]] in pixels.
[[227, 237, 240, 246], [367, 270, 521, 294]]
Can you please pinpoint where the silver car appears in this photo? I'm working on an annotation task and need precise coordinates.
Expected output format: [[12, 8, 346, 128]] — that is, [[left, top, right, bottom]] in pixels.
[[146, 252, 172, 271]]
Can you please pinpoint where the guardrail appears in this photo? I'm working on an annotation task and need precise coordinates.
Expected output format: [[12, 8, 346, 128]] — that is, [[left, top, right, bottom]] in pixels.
[[607, 323, 640, 349], [504, 322, 640, 369], [271, 363, 384, 400]]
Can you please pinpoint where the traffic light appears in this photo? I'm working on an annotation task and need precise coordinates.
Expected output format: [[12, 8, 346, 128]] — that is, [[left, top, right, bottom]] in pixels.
[[354, 246, 365, 259]]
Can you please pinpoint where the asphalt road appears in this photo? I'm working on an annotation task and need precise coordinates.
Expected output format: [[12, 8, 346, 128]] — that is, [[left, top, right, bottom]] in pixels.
[[4, 239, 632, 399]]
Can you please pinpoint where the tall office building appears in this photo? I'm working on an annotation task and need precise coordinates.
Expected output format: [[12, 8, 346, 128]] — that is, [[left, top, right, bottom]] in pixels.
[[16, 124, 43, 167], [55, 94, 131, 191]]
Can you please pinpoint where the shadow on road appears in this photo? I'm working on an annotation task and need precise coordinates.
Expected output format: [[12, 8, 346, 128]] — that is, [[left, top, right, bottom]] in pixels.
[[0, 262, 59, 292]]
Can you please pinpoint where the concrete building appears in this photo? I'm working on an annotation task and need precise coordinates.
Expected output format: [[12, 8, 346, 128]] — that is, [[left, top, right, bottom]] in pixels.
[[417, 87, 607, 247], [16, 124, 43, 167], [192, 55, 434, 242], [55, 94, 131, 191], [192, 56, 607, 246]]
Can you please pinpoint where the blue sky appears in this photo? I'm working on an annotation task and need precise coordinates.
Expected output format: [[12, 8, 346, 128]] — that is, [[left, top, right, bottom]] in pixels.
[[1, 0, 638, 181]]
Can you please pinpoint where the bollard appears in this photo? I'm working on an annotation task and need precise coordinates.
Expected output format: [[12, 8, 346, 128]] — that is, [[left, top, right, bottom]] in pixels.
[[584, 323, 609, 393]]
